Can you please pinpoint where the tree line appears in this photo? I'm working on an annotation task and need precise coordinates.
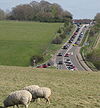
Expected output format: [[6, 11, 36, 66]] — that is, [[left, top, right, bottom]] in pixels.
[[0, 0, 73, 22], [95, 13, 100, 23]]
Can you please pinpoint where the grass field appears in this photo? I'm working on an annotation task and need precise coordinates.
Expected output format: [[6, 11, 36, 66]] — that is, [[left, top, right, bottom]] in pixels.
[[0, 21, 62, 66], [88, 33, 100, 70], [80, 23, 100, 70], [0, 66, 100, 108]]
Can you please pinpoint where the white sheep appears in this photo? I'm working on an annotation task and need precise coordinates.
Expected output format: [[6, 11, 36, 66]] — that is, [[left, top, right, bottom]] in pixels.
[[3, 90, 32, 108], [23, 85, 40, 101], [32, 87, 51, 104]]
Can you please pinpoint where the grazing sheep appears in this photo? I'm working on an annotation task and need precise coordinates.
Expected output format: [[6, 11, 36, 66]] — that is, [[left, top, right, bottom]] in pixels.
[[3, 90, 32, 108], [23, 85, 40, 100], [33, 87, 51, 104]]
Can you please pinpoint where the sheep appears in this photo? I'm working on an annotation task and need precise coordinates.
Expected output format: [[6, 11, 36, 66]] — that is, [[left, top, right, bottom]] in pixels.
[[32, 87, 51, 104], [23, 85, 40, 101], [3, 90, 32, 108]]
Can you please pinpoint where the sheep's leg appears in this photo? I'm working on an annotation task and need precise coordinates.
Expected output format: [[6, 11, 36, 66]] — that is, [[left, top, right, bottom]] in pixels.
[[45, 98, 50, 104], [16, 105, 19, 108], [25, 104, 29, 108]]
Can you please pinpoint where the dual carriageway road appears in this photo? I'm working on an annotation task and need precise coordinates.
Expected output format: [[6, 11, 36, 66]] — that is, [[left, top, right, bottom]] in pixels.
[[55, 24, 89, 71]]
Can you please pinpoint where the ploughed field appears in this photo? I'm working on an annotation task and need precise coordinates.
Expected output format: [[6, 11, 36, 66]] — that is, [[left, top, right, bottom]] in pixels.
[[0, 21, 61, 66], [0, 66, 100, 108]]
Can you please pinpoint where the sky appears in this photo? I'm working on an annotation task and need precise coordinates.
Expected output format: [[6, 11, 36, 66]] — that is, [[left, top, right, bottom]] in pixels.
[[0, 0, 100, 19]]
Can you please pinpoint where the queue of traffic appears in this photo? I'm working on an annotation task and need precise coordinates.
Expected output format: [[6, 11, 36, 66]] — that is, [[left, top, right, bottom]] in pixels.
[[56, 24, 86, 71]]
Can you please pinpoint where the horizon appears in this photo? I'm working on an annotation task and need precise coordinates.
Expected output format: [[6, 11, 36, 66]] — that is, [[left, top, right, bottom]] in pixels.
[[0, 0, 100, 19]]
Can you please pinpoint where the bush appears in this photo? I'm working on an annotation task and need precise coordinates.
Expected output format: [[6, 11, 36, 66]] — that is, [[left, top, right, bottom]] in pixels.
[[86, 49, 100, 70], [59, 33, 66, 39], [57, 28, 62, 33], [52, 36, 62, 44], [51, 21, 73, 44], [30, 55, 44, 66]]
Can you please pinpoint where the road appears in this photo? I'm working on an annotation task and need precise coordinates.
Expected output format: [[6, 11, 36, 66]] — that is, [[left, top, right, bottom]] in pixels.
[[55, 24, 89, 71]]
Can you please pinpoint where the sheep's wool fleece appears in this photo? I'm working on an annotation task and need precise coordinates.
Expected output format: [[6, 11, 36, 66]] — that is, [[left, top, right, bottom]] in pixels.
[[36, 87, 51, 97], [24, 85, 39, 91], [4, 90, 32, 106]]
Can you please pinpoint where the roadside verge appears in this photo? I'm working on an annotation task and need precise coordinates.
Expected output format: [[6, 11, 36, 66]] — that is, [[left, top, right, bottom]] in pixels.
[[76, 47, 92, 71]]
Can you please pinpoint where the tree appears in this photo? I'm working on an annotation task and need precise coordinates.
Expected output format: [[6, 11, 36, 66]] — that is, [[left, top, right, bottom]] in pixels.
[[11, 4, 33, 20], [62, 11, 73, 20], [0, 9, 6, 20], [95, 13, 100, 23], [8, 0, 73, 22], [30, 1, 40, 20], [51, 3, 63, 19]]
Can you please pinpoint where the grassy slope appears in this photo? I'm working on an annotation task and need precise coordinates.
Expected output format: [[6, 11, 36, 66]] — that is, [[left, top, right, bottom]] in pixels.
[[90, 34, 100, 70], [80, 24, 100, 70], [0, 21, 61, 66], [0, 66, 100, 108]]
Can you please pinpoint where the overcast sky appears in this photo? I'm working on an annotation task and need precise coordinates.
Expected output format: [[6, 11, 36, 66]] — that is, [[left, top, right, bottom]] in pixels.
[[0, 0, 100, 19]]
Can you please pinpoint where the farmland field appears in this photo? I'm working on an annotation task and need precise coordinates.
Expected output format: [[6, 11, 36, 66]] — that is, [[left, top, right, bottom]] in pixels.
[[0, 21, 62, 66], [0, 66, 100, 108]]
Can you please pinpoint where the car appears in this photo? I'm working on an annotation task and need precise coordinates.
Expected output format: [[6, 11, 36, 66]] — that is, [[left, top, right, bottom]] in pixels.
[[70, 37, 74, 41], [47, 62, 51, 66], [73, 42, 78, 46], [77, 37, 81, 41], [36, 65, 43, 68], [66, 65, 76, 71], [64, 59, 71, 64], [76, 27, 80, 32], [58, 61, 63, 65], [63, 44, 70, 49], [67, 66, 74, 71], [65, 62, 72, 65], [74, 32, 78, 35], [80, 32, 83, 35], [57, 53, 62, 56], [67, 65, 77, 70], [62, 45, 68, 49], [66, 59, 71, 61], [73, 43, 78, 46], [77, 24, 80, 27], [72, 35, 76, 38], [64, 52, 73, 57], [42, 64, 48, 68], [64, 53, 70, 57], [66, 63, 72, 66], [79, 34, 82, 38], [72, 65, 77, 70], [68, 40, 73, 43]]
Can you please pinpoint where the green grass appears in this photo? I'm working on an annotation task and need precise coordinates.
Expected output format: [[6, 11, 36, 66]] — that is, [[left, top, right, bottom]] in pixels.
[[80, 23, 100, 70], [0, 66, 100, 108], [81, 32, 100, 70], [88, 34, 100, 70], [0, 21, 62, 66]]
